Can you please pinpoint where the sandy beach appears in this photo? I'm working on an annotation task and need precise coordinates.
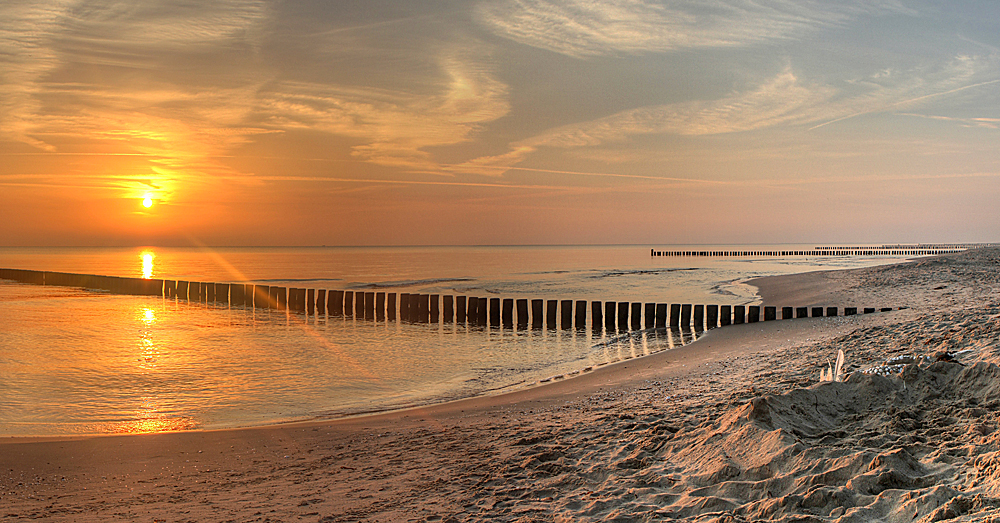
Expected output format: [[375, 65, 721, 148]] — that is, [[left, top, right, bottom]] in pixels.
[[4, 248, 1000, 522]]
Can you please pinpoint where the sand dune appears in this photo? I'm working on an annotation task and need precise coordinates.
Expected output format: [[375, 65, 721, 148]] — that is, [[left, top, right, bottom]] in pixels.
[[3, 248, 1000, 521]]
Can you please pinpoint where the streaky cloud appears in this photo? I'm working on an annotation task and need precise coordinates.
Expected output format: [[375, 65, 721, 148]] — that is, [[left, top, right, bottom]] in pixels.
[[454, 55, 999, 175], [477, 0, 916, 57], [260, 50, 510, 172]]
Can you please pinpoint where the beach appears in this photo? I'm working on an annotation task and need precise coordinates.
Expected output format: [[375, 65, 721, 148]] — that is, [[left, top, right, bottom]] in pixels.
[[4, 248, 1000, 522]]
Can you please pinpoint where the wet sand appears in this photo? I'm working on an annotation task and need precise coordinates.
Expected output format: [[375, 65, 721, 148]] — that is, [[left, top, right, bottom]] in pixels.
[[4, 248, 1000, 522]]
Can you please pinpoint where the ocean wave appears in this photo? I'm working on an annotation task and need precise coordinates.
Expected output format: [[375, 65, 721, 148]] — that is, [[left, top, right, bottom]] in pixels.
[[589, 268, 699, 279], [253, 278, 342, 283], [351, 277, 476, 289]]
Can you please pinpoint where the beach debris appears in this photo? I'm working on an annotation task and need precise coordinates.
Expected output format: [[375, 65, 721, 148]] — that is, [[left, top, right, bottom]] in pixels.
[[819, 349, 846, 382]]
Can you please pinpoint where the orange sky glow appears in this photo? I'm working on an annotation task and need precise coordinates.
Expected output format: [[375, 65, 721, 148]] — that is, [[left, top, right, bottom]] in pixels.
[[1, 1, 998, 246]]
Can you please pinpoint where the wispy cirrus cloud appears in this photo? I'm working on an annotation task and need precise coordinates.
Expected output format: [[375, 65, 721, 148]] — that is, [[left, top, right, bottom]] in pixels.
[[453, 55, 1000, 175], [477, 0, 915, 57], [259, 50, 510, 172], [898, 113, 1000, 130]]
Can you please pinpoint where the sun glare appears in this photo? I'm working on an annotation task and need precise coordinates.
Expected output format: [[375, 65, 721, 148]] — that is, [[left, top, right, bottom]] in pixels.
[[142, 196, 153, 208]]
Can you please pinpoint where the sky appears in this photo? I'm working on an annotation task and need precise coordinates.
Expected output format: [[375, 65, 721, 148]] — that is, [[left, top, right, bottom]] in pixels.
[[1, 0, 998, 246]]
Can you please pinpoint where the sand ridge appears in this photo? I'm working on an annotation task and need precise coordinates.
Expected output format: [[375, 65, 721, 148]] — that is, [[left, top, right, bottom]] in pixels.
[[3, 248, 1000, 521]]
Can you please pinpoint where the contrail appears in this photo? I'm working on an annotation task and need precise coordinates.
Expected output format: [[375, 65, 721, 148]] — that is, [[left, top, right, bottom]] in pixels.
[[809, 78, 1000, 131]]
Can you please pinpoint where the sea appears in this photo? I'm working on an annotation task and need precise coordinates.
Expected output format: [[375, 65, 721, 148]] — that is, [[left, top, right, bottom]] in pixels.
[[0, 245, 915, 436]]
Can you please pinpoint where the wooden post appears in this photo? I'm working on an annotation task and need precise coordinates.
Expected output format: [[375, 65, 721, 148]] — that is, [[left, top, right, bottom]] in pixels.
[[826, 307, 838, 317], [400, 293, 411, 321], [477, 297, 488, 325], [366, 292, 376, 320], [503, 298, 514, 328], [845, 307, 857, 316], [669, 304, 681, 327], [880, 307, 893, 312], [356, 292, 365, 319], [266, 286, 277, 309], [410, 293, 420, 321], [455, 295, 465, 323], [243, 284, 253, 307], [764, 306, 776, 321], [387, 293, 396, 320], [466, 296, 478, 324], [644, 303, 655, 329], [575, 300, 587, 330], [533, 299, 544, 329], [276, 286, 287, 310], [748, 305, 760, 323], [811, 307, 823, 317], [364, 291, 375, 320], [419, 294, 431, 323], [428, 294, 439, 323], [681, 304, 692, 327], [164, 280, 176, 299], [782, 306, 793, 320], [655, 304, 667, 328], [720, 305, 732, 326], [232, 283, 246, 307], [344, 291, 354, 316], [706, 305, 718, 329], [176, 281, 189, 300], [317, 289, 327, 315], [297, 288, 309, 313], [307, 289, 315, 315], [253, 285, 267, 308], [796, 307, 808, 318], [546, 300, 558, 329], [376, 292, 386, 320], [591, 300, 603, 332], [331, 290, 344, 315], [206, 282, 216, 303], [694, 305, 704, 330], [733, 305, 745, 324], [217, 283, 231, 305], [604, 302, 616, 331], [630, 302, 641, 330], [561, 300, 573, 329], [443, 295, 454, 323], [292, 288, 303, 312], [864, 307, 875, 314], [517, 299, 529, 328]]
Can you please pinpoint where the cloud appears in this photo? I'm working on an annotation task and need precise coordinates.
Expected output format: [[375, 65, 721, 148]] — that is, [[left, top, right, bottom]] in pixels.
[[453, 55, 1000, 175], [897, 113, 1000, 130], [259, 50, 510, 171], [477, 0, 915, 57]]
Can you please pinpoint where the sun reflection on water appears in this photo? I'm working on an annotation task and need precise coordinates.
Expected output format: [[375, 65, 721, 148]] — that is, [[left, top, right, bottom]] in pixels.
[[141, 250, 155, 279]]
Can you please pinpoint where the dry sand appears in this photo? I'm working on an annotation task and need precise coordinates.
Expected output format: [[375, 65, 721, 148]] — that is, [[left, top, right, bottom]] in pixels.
[[4, 248, 1000, 522]]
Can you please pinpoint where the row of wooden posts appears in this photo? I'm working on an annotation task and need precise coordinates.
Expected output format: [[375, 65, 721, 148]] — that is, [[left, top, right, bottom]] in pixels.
[[651, 249, 964, 257], [2, 268, 899, 331]]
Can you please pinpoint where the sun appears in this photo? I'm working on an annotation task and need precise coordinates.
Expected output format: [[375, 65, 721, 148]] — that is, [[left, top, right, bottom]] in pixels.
[[142, 195, 153, 208]]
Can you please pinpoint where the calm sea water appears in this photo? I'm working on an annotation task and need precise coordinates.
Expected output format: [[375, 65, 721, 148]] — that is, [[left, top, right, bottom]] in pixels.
[[0, 245, 911, 436]]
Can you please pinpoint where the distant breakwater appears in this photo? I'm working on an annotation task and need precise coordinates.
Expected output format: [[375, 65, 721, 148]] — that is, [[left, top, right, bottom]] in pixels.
[[2, 268, 904, 333], [650, 244, 979, 257]]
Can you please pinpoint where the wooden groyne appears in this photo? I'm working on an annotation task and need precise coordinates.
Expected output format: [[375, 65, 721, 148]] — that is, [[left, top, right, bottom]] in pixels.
[[2, 268, 904, 333]]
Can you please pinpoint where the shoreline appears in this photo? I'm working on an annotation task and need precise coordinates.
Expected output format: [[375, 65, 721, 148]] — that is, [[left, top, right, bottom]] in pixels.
[[5, 249, 1000, 521]]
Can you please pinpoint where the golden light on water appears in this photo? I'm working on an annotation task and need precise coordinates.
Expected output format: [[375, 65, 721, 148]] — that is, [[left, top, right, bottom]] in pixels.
[[141, 251, 155, 279], [141, 308, 156, 325]]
